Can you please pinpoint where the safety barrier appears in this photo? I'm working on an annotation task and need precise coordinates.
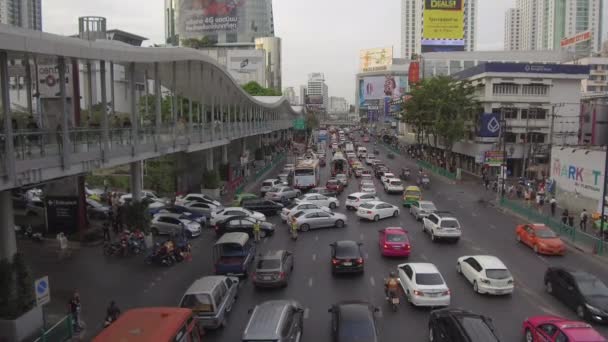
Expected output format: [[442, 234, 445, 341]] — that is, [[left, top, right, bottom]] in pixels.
[[235, 153, 286, 195], [416, 160, 457, 180], [500, 198, 606, 256], [33, 315, 73, 342]]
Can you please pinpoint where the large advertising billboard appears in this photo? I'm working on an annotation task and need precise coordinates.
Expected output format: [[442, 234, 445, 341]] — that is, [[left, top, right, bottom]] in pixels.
[[359, 47, 393, 72], [178, 0, 246, 38], [227, 50, 264, 73], [358, 76, 407, 106], [551, 147, 605, 202], [422, 0, 464, 52]]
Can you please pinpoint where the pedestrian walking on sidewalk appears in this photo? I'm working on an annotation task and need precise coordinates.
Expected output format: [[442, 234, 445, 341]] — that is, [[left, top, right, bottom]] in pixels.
[[69, 290, 82, 332], [580, 209, 589, 232], [568, 215, 574, 227], [253, 220, 261, 243], [561, 209, 569, 225], [550, 197, 557, 216]]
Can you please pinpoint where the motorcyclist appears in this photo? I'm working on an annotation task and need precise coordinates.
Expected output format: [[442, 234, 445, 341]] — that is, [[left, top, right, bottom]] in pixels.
[[104, 301, 121, 327], [384, 272, 400, 299]]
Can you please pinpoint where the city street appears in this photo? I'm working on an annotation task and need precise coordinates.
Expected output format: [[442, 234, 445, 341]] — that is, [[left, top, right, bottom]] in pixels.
[[21, 140, 608, 341]]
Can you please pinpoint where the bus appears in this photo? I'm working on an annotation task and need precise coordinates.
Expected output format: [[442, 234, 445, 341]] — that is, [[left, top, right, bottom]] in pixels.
[[93, 307, 203, 342], [294, 159, 320, 191], [331, 152, 349, 177]]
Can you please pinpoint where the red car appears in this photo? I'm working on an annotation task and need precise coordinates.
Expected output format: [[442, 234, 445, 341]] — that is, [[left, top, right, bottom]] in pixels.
[[522, 315, 606, 342], [363, 136, 370, 143], [326, 179, 344, 194], [515, 223, 566, 255], [378, 227, 411, 257]]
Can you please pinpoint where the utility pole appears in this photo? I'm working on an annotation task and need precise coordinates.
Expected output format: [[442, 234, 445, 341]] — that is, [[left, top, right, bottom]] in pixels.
[[521, 108, 531, 178], [601, 146, 608, 239]]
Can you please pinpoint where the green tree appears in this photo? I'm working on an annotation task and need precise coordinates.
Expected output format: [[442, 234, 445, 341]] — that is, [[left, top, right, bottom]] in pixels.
[[241, 81, 282, 96], [181, 36, 216, 49], [144, 156, 177, 195]]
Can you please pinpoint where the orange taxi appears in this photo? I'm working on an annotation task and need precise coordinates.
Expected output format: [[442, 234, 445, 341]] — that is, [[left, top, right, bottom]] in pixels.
[[515, 224, 566, 255]]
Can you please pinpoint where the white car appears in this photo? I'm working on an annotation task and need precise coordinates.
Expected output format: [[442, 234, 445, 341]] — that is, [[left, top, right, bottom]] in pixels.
[[210, 207, 266, 226], [260, 179, 283, 196], [410, 201, 437, 221], [356, 201, 400, 221], [360, 183, 376, 195], [119, 191, 169, 206], [265, 186, 301, 202], [182, 201, 221, 218], [296, 193, 339, 209], [280, 202, 331, 222], [176, 193, 221, 207], [380, 173, 396, 184], [398, 263, 451, 307], [422, 212, 462, 242], [345, 192, 379, 210], [335, 174, 348, 187], [365, 156, 376, 165], [383, 178, 404, 194], [150, 213, 202, 238], [456, 255, 514, 295]]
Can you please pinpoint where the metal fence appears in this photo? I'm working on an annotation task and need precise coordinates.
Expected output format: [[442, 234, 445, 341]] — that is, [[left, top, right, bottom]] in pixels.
[[235, 153, 286, 195], [33, 315, 73, 342], [416, 160, 457, 180], [500, 198, 607, 256]]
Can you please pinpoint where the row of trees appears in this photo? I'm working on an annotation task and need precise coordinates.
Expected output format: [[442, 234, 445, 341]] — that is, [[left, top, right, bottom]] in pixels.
[[402, 76, 480, 166]]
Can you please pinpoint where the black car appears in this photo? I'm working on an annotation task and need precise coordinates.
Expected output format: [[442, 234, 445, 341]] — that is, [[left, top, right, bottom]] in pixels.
[[328, 301, 379, 342], [309, 187, 338, 198], [214, 216, 275, 238], [545, 267, 608, 323], [241, 199, 284, 216], [252, 250, 294, 288], [429, 308, 500, 342], [330, 240, 364, 274], [375, 168, 389, 179]]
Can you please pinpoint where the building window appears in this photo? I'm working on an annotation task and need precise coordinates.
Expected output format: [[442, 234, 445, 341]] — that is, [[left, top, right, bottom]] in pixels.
[[521, 108, 547, 120], [521, 84, 548, 96], [493, 107, 518, 119], [492, 83, 519, 95]]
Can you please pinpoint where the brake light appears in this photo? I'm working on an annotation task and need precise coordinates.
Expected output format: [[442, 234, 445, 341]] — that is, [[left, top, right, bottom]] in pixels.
[[356, 258, 364, 264], [279, 272, 285, 279], [367, 211, 372, 214], [406, 244, 411, 249], [413, 290, 424, 296], [383, 244, 388, 249], [442, 289, 451, 296], [332, 259, 340, 265]]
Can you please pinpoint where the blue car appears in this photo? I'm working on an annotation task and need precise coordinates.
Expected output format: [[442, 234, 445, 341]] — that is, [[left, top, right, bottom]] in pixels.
[[148, 205, 207, 226]]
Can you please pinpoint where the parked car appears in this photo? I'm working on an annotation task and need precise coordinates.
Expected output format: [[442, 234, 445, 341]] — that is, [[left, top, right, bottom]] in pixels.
[[280, 202, 330, 222], [178, 275, 239, 329], [516, 223, 566, 255], [522, 316, 606, 342], [214, 216, 275, 238], [345, 192, 378, 210], [265, 186, 301, 202], [378, 227, 411, 257], [423, 212, 462, 242], [252, 250, 294, 288], [243, 300, 304, 342], [398, 262, 450, 307], [182, 201, 221, 219], [409, 201, 437, 221], [231, 193, 258, 207], [328, 301, 379, 342], [456, 255, 514, 295], [150, 205, 207, 225], [330, 240, 364, 274], [120, 191, 169, 205], [150, 213, 202, 238], [429, 308, 500, 342], [296, 193, 339, 209], [210, 207, 266, 226], [544, 267, 608, 322], [357, 201, 400, 222], [295, 210, 347, 232], [241, 199, 284, 216], [260, 179, 284, 196]]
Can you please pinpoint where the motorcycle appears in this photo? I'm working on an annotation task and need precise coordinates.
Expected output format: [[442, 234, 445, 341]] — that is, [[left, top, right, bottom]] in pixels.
[[400, 168, 410, 181], [387, 291, 400, 312], [145, 241, 176, 266], [15, 225, 44, 242], [103, 241, 124, 256]]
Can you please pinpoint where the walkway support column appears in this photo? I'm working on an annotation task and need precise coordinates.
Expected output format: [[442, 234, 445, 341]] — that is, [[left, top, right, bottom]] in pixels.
[[110, 62, 116, 115], [24, 54, 33, 116], [86, 61, 94, 126], [99, 60, 109, 157], [58, 56, 70, 167], [1, 51, 15, 181], [154, 62, 162, 135], [130, 161, 143, 202], [222, 145, 228, 164], [128, 62, 138, 150], [187, 61, 193, 139], [206, 149, 214, 170], [0, 191, 17, 260]]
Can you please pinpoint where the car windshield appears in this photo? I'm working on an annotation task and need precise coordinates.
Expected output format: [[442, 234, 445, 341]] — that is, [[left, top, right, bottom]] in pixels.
[[363, 185, 374, 189], [577, 277, 608, 297], [180, 294, 213, 313], [327, 180, 339, 185], [386, 234, 407, 243], [416, 273, 444, 285], [457, 317, 499, 342], [256, 259, 281, 270], [286, 203, 298, 209], [262, 181, 273, 187], [536, 229, 557, 238], [440, 220, 459, 228], [295, 169, 314, 176], [335, 244, 360, 258], [359, 203, 374, 209], [390, 181, 402, 186], [421, 203, 436, 210], [293, 211, 306, 218], [486, 269, 511, 280]]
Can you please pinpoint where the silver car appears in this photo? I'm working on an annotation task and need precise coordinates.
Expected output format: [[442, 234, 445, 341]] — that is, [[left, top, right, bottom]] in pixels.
[[151, 213, 202, 238], [183, 201, 221, 218], [410, 200, 437, 221], [265, 186, 301, 202], [294, 209, 347, 232]]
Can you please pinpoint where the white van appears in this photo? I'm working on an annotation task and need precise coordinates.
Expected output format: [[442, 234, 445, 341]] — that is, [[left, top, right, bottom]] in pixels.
[[357, 147, 368, 159]]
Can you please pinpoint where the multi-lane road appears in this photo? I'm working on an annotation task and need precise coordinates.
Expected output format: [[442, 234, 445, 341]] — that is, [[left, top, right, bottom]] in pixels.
[[31, 140, 607, 341]]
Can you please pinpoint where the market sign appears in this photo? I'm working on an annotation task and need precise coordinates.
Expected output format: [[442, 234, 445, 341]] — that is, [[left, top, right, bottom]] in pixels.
[[484, 151, 505, 167], [560, 30, 591, 48]]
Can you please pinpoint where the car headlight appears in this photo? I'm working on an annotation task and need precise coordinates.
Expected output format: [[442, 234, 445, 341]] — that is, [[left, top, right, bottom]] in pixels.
[[585, 303, 604, 314], [480, 278, 491, 284]]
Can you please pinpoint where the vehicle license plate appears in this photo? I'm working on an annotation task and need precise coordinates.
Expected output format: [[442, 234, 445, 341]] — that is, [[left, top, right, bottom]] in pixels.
[[343, 262, 352, 266], [391, 298, 400, 304]]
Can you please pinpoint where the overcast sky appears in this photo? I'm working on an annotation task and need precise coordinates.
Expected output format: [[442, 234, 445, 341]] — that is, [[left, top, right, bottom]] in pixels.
[[44, 0, 607, 103]]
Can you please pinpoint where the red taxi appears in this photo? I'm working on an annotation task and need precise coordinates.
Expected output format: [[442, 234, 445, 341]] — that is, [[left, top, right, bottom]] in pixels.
[[378, 227, 411, 257]]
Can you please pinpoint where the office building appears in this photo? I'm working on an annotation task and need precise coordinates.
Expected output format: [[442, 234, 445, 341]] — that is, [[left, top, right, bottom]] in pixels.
[[504, 8, 521, 51], [255, 37, 282, 91], [307, 73, 327, 109], [401, 0, 477, 59], [505, 0, 603, 53], [283, 87, 297, 105], [328, 96, 349, 114], [299, 85, 307, 106], [566, 56, 608, 95], [164, 0, 274, 46], [0, 0, 41, 30], [197, 44, 267, 86]]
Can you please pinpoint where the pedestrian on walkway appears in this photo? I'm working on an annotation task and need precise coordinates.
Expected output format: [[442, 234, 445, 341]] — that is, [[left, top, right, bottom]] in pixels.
[[550, 197, 557, 216], [253, 220, 261, 243], [104, 300, 121, 327], [580, 209, 588, 232], [568, 215, 574, 227], [561, 209, 569, 225], [102, 222, 111, 242], [69, 290, 82, 332], [26, 116, 39, 155]]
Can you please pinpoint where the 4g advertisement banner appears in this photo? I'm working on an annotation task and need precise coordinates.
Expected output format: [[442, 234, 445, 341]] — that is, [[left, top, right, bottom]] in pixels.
[[423, 0, 464, 40], [178, 0, 246, 38]]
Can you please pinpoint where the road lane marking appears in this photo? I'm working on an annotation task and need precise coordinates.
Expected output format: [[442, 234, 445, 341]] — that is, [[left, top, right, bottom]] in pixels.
[[312, 254, 316, 261], [419, 254, 428, 261], [360, 233, 365, 240], [308, 278, 313, 287], [304, 308, 310, 319], [315, 235, 319, 241], [370, 277, 376, 287]]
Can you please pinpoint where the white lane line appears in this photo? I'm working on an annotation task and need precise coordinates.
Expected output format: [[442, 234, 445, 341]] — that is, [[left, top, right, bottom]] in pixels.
[[419, 254, 428, 261], [308, 278, 313, 287], [490, 224, 496, 229], [370, 277, 376, 287], [315, 235, 319, 241], [360, 233, 365, 240], [537, 255, 549, 264], [304, 308, 310, 319], [312, 254, 316, 261], [471, 212, 478, 217]]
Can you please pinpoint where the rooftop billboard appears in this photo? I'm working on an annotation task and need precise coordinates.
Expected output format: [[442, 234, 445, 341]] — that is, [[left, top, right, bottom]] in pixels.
[[359, 47, 393, 72], [422, 0, 464, 52], [178, 0, 246, 38]]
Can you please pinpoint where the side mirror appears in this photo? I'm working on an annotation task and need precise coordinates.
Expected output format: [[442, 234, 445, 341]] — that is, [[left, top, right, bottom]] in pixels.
[[374, 307, 380, 313], [357, 242, 363, 246]]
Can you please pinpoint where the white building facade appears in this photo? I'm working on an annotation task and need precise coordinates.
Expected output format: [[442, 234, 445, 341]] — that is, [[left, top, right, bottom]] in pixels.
[[283, 87, 297, 105], [401, 0, 477, 59], [307, 73, 327, 109], [504, 8, 521, 51], [0, 0, 41, 30], [328, 96, 349, 114], [197, 44, 267, 86]]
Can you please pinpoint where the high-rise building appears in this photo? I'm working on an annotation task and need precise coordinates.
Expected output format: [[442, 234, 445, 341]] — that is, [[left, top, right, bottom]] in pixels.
[[307, 73, 327, 109], [506, 0, 603, 53], [255, 37, 282, 91], [164, 0, 274, 46], [0, 0, 41, 30], [283, 87, 297, 105], [401, 0, 477, 59], [328, 97, 349, 114], [504, 8, 521, 50], [299, 85, 307, 106]]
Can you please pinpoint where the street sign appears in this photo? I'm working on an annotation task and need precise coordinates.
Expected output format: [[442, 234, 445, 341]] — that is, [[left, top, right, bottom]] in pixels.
[[293, 118, 306, 130], [35, 276, 50, 306], [484, 151, 505, 167]]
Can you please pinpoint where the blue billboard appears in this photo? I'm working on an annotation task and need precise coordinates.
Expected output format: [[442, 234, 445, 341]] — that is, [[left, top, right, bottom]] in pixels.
[[478, 113, 501, 137]]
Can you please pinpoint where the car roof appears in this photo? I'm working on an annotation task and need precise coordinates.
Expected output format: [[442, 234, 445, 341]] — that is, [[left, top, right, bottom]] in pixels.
[[405, 186, 421, 191], [214, 232, 249, 246], [400, 262, 439, 273], [530, 224, 550, 230], [333, 240, 359, 248], [258, 250, 285, 260], [384, 227, 407, 235], [367, 200, 386, 205], [244, 300, 295, 339], [221, 207, 247, 212], [418, 201, 435, 205], [348, 192, 368, 197], [465, 255, 507, 269], [336, 301, 374, 321], [387, 178, 401, 182], [183, 276, 228, 295]]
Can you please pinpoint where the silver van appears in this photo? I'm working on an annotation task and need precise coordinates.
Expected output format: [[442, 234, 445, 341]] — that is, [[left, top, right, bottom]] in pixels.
[[242, 300, 304, 342], [178, 275, 239, 329]]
